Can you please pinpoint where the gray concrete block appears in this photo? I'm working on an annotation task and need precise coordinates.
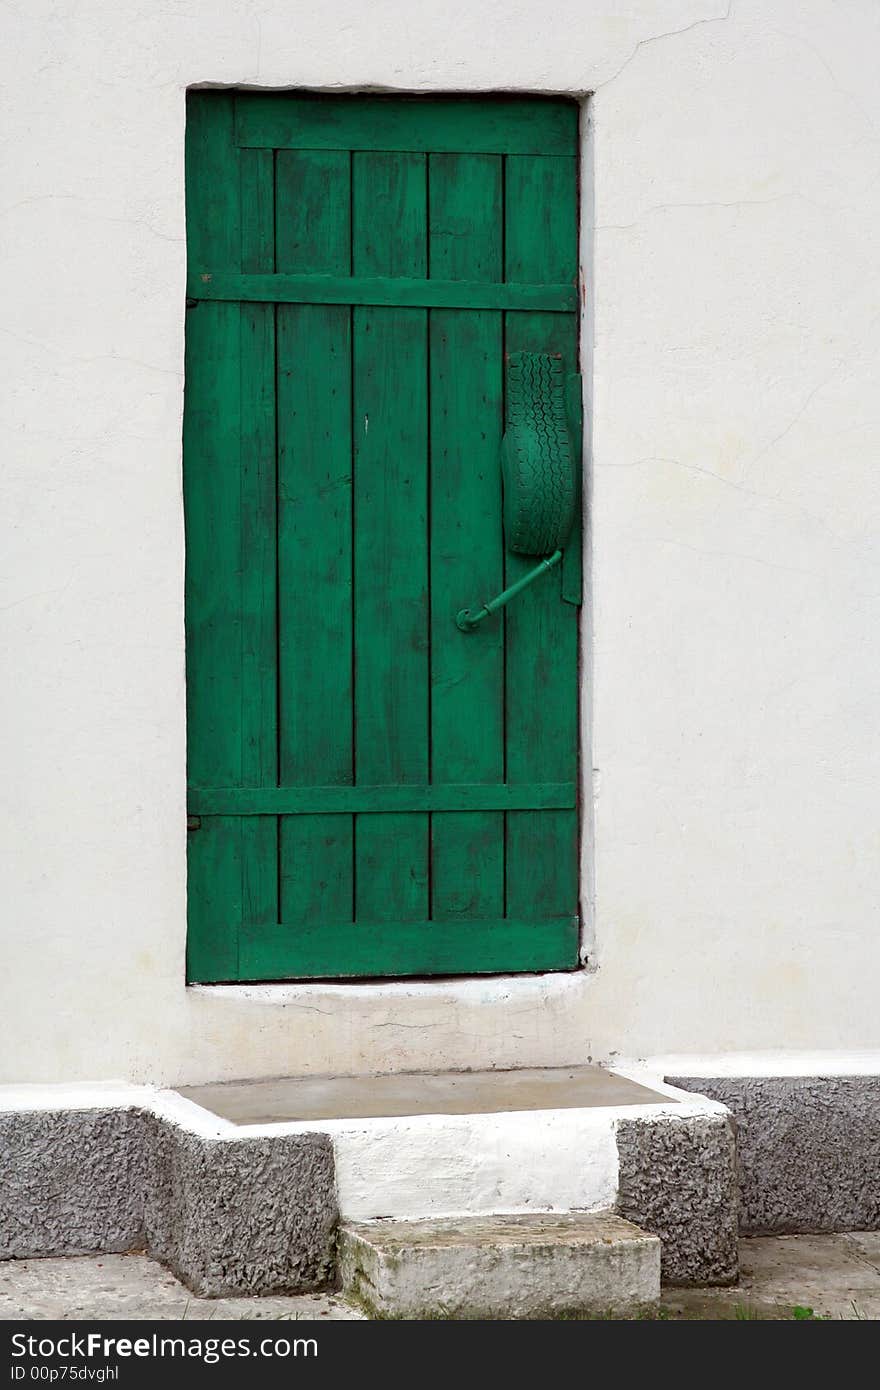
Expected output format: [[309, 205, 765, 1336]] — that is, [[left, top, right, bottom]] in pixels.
[[1, 1106, 338, 1297], [0, 1108, 149, 1259], [339, 1212, 660, 1318], [146, 1123, 338, 1297], [669, 1076, 880, 1235], [616, 1112, 739, 1286]]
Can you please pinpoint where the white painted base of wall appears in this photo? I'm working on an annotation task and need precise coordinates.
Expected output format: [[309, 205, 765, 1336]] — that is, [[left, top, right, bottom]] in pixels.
[[0, 1073, 722, 1223], [641, 1052, 880, 1079]]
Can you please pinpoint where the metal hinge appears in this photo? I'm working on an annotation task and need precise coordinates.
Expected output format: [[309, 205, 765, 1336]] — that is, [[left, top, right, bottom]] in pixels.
[[187, 815, 201, 831]]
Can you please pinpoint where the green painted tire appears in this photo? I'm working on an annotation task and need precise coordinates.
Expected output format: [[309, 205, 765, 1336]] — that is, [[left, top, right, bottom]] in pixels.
[[502, 352, 577, 555]]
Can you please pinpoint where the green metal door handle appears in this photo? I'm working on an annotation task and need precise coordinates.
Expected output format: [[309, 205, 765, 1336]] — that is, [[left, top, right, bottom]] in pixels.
[[456, 351, 578, 631], [456, 550, 562, 631]]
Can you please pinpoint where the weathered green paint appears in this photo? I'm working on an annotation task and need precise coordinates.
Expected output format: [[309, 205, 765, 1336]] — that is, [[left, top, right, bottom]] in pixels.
[[428, 152, 506, 925], [562, 372, 584, 607], [188, 273, 577, 313], [184, 92, 581, 981], [502, 352, 577, 555], [188, 782, 576, 815], [234, 93, 578, 156], [184, 95, 278, 983], [275, 147, 355, 941], [503, 154, 580, 929], [237, 916, 580, 983], [457, 348, 580, 628], [456, 550, 563, 632], [352, 150, 431, 930]]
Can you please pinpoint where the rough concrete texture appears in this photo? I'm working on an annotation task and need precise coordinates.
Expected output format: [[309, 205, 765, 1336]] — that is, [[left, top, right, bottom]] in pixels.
[[0, 1107, 337, 1297], [616, 1112, 738, 1286], [669, 1076, 880, 1235], [146, 1121, 337, 1297], [339, 1212, 660, 1319], [0, 1254, 362, 1321], [0, 1109, 149, 1259]]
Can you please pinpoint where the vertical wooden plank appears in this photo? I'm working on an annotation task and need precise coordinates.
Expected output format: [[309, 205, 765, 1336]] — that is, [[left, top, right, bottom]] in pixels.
[[184, 92, 240, 792], [275, 151, 354, 932], [185, 94, 278, 979], [186, 817, 243, 982], [352, 152, 430, 925], [429, 153, 505, 921], [238, 155, 277, 792], [275, 149, 350, 272], [238, 144, 279, 957], [504, 154, 579, 934]]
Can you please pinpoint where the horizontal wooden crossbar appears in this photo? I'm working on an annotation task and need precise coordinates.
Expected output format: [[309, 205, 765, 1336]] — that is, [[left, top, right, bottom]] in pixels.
[[187, 272, 578, 313], [230, 916, 581, 982], [233, 94, 578, 156], [187, 783, 576, 816]]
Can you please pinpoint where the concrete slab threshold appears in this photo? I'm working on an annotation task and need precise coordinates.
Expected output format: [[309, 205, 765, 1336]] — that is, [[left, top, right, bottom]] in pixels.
[[179, 1064, 672, 1125], [339, 1212, 661, 1319]]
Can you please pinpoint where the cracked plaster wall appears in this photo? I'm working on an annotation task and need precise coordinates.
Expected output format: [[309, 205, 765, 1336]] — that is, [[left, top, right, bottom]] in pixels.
[[2, 2, 879, 1084]]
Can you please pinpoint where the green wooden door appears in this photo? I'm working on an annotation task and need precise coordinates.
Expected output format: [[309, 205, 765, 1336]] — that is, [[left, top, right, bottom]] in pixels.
[[184, 92, 581, 982]]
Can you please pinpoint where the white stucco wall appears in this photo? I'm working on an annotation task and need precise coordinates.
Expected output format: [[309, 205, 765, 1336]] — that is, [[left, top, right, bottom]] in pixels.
[[2, 1, 879, 1085]]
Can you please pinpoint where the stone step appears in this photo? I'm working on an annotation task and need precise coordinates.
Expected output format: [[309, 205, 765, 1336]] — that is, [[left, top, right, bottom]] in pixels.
[[338, 1211, 660, 1319]]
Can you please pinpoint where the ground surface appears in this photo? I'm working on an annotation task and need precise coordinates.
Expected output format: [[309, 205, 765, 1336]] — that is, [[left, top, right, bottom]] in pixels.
[[0, 1256, 363, 1321], [663, 1233, 880, 1320], [2, 1235, 879, 1320]]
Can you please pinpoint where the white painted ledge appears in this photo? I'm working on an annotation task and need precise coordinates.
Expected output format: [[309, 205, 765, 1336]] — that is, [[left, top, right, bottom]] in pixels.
[[0, 1071, 727, 1222], [188, 968, 590, 1006], [640, 1052, 880, 1079]]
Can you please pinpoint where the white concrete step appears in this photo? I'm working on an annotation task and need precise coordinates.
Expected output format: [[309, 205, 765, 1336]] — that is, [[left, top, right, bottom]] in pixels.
[[173, 1065, 738, 1287], [179, 1064, 683, 1222], [338, 1211, 660, 1319]]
